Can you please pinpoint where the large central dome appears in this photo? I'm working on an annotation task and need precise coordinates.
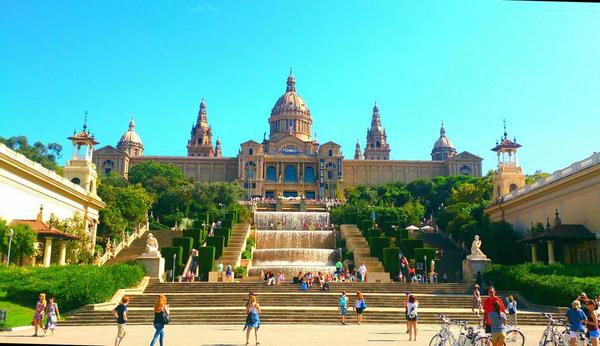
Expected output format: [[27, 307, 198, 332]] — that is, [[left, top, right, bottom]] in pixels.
[[268, 70, 313, 142], [271, 72, 311, 116]]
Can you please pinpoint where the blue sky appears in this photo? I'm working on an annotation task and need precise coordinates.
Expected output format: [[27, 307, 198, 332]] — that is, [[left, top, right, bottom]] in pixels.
[[1, 1, 599, 174]]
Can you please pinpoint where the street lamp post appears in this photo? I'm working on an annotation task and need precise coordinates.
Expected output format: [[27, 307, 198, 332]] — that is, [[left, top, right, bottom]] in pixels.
[[172, 254, 177, 283], [6, 228, 14, 266], [423, 255, 428, 284]]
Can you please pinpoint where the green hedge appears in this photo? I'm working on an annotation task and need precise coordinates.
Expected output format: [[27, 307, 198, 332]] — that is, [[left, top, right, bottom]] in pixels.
[[484, 263, 600, 307], [336, 238, 346, 249], [368, 237, 390, 262], [359, 219, 373, 232], [0, 263, 144, 312], [172, 237, 193, 260], [220, 219, 233, 230], [414, 248, 436, 270], [214, 228, 231, 247], [197, 246, 215, 280], [206, 236, 225, 259], [397, 239, 424, 259], [161, 246, 183, 273], [149, 221, 170, 231], [183, 228, 203, 249], [224, 211, 238, 223], [398, 229, 409, 241], [383, 247, 400, 279], [242, 237, 255, 260]]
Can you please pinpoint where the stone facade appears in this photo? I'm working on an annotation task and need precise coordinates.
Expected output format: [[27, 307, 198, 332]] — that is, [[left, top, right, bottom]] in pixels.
[[93, 71, 483, 198]]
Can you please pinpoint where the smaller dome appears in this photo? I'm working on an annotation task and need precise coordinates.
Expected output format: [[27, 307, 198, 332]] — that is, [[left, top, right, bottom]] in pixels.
[[118, 118, 143, 147], [433, 123, 454, 149]]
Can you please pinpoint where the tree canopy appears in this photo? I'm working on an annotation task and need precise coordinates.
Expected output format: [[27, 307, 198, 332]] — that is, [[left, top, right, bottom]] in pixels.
[[0, 135, 63, 172]]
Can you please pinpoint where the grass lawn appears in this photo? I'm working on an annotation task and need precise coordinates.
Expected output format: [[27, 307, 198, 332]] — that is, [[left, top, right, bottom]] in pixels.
[[0, 293, 34, 329]]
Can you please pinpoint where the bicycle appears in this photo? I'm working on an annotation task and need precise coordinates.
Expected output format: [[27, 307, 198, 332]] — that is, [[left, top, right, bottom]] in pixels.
[[563, 325, 591, 346], [429, 315, 491, 346], [504, 325, 526, 346], [538, 313, 568, 346]]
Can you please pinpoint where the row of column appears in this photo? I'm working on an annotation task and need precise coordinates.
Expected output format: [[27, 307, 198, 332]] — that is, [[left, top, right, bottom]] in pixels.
[[529, 240, 555, 264], [42, 238, 69, 267]]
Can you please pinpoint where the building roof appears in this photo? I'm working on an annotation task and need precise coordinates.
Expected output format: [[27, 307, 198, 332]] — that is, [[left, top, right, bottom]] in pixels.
[[432, 123, 455, 150], [519, 210, 597, 243], [9, 219, 80, 240]]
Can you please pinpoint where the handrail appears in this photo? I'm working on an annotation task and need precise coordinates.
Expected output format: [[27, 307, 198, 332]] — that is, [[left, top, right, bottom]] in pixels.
[[95, 223, 148, 266], [181, 249, 195, 279]]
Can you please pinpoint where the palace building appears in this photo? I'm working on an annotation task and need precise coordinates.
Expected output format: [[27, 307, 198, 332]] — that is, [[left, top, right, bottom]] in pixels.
[[94, 71, 483, 198]]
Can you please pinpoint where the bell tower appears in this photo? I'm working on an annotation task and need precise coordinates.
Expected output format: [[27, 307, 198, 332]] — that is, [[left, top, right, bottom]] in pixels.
[[492, 121, 525, 200], [364, 102, 391, 160], [63, 112, 99, 196]]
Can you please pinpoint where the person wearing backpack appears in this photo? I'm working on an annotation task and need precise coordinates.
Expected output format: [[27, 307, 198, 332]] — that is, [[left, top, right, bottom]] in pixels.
[[407, 295, 419, 341], [339, 291, 348, 325], [150, 294, 170, 346]]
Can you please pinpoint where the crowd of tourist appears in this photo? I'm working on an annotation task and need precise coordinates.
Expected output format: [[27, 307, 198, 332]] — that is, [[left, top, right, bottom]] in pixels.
[[565, 292, 600, 346]]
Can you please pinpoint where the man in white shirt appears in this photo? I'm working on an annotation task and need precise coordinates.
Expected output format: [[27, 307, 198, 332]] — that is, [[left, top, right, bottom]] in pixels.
[[358, 262, 367, 283]]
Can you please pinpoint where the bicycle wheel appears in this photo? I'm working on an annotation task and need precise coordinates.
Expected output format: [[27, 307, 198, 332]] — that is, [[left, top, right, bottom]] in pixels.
[[474, 336, 491, 346], [429, 333, 451, 346], [505, 329, 525, 346]]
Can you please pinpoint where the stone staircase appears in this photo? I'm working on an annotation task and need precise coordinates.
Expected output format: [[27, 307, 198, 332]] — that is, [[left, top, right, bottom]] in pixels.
[[62, 282, 549, 326], [105, 229, 182, 265], [340, 224, 385, 273], [214, 223, 250, 268]]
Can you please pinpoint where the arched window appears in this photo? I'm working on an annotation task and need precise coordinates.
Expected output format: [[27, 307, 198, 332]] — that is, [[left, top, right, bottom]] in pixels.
[[509, 184, 518, 192], [266, 166, 277, 182], [245, 161, 256, 179], [248, 148, 253, 155], [376, 141, 381, 147], [102, 160, 114, 175], [325, 162, 335, 180], [284, 164, 297, 182], [71, 177, 81, 185], [304, 166, 315, 182]]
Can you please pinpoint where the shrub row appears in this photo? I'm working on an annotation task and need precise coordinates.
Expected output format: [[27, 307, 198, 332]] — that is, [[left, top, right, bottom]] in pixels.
[[368, 237, 390, 262], [197, 246, 215, 279], [206, 236, 225, 259], [396, 239, 424, 259], [484, 263, 600, 307], [383, 247, 400, 279], [0, 263, 145, 312], [161, 246, 183, 273]]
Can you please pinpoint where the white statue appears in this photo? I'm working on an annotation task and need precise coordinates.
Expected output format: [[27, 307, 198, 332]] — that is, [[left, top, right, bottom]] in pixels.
[[467, 235, 487, 259], [143, 233, 160, 257], [430, 259, 435, 273]]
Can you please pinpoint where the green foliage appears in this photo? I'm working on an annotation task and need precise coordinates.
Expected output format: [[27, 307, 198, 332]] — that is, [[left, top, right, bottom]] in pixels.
[[48, 213, 92, 264], [398, 228, 409, 240], [172, 237, 193, 261], [0, 136, 62, 172], [526, 171, 551, 185], [242, 237, 255, 260], [197, 246, 215, 280], [183, 228, 203, 249], [149, 221, 170, 231], [343, 250, 354, 261], [414, 248, 436, 269], [3, 224, 37, 265], [397, 239, 424, 259], [0, 263, 144, 312], [484, 263, 600, 307], [97, 174, 154, 241], [214, 228, 231, 247], [234, 266, 247, 278], [161, 246, 183, 273], [336, 238, 346, 249], [206, 236, 225, 259], [368, 237, 390, 261], [383, 247, 400, 279]]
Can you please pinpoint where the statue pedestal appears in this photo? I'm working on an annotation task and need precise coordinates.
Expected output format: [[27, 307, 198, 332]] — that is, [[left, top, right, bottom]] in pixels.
[[462, 257, 492, 282], [138, 255, 165, 282]]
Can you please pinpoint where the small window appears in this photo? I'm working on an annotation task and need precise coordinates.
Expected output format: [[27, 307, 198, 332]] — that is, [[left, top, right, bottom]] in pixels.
[[509, 184, 518, 192], [328, 149, 333, 157], [71, 177, 81, 185], [249, 148, 253, 155]]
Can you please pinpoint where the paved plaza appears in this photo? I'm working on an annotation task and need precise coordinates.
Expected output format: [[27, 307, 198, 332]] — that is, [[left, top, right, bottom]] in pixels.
[[1, 324, 546, 345]]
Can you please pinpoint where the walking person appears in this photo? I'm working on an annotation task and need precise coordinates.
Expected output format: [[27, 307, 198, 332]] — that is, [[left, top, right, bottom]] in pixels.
[[472, 285, 482, 315], [339, 291, 348, 325], [354, 292, 367, 324], [404, 292, 410, 334], [483, 287, 505, 335], [225, 264, 233, 283], [358, 262, 368, 282], [506, 295, 518, 327], [243, 295, 261, 345], [407, 294, 419, 341], [217, 261, 224, 282], [150, 294, 170, 346], [112, 296, 129, 346], [489, 300, 507, 346], [566, 300, 586, 346], [585, 300, 599, 346], [44, 296, 60, 335], [31, 293, 47, 336]]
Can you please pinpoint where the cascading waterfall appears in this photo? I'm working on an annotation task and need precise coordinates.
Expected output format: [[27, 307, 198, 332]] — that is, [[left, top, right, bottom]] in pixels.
[[249, 211, 338, 277]]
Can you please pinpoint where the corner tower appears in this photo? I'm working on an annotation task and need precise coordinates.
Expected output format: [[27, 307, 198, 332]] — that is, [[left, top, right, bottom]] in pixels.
[[187, 99, 214, 157], [268, 69, 312, 142], [63, 113, 99, 196], [364, 102, 390, 160], [492, 122, 525, 200]]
